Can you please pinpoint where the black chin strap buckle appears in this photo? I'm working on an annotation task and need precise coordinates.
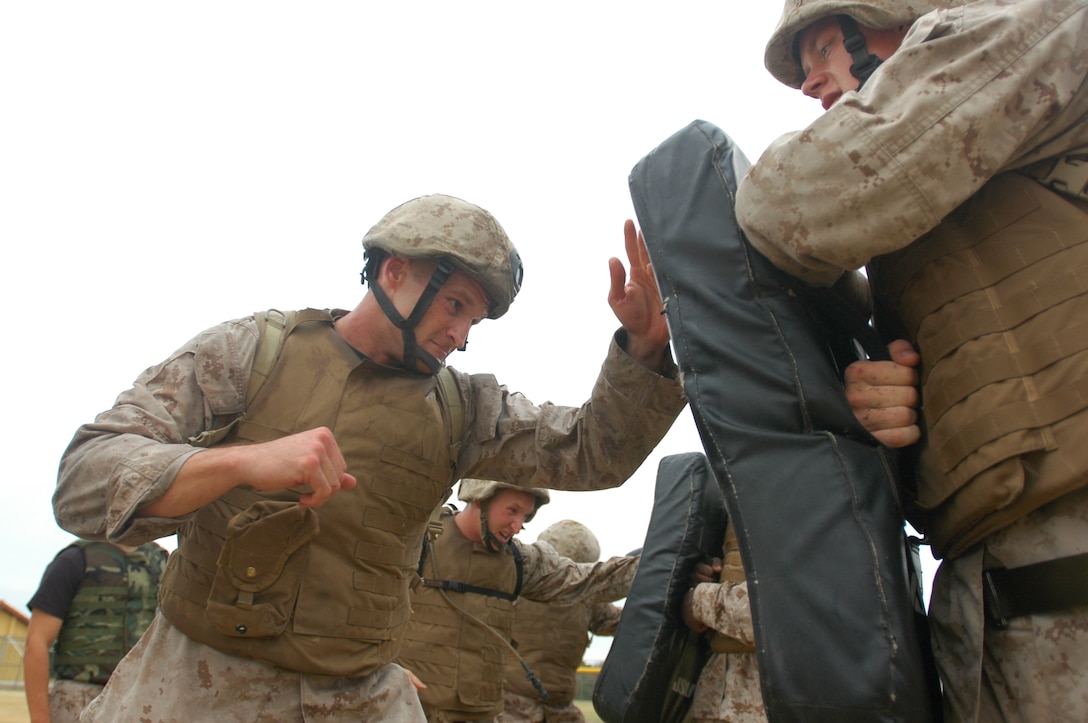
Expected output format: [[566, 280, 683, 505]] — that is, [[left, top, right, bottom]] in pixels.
[[838, 15, 883, 90]]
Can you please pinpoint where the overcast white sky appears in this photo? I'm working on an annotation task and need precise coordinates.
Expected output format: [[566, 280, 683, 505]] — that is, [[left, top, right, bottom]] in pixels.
[[1, 1, 934, 664]]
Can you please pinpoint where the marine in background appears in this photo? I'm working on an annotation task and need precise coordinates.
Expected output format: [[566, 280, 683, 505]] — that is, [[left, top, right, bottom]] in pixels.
[[24, 540, 167, 722], [498, 520, 626, 723], [399, 480, 637, 723]]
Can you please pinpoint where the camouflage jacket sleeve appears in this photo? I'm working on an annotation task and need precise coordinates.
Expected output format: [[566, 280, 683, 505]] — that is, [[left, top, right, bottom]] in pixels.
[[736, 0, 1088, 286], [691, 581, 755, 647], [54, 317, 259, 542], [517, 540, 638, 606], [588, 601, 624, 637], [455, 329, 686, 490]]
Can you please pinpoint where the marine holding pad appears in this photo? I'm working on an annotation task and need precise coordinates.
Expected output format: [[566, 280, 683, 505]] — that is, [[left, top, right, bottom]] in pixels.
[[593, 452, 728, 723], [629, 120, 939, 722]]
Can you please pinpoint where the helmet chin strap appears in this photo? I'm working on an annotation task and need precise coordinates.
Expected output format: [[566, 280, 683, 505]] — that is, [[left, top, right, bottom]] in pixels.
[[838, 15, 883, 90], [478, 500, 507, 554], [369, 257, 457, 374]]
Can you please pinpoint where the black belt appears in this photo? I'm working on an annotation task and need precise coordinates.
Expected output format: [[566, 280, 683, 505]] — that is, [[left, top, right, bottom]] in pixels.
[[982, 552, 1088, 629]]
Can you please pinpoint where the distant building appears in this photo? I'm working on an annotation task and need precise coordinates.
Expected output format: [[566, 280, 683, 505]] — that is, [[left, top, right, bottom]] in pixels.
[[0, 600, 28, 687]]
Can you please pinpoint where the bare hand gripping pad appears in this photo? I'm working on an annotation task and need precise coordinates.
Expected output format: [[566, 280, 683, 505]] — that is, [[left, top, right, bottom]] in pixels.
[[628, 120, 939, 722], [592, 452, 728, 723]]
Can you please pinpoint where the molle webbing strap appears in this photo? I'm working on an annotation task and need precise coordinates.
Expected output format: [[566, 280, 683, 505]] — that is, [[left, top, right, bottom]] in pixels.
[[924, 322, 1088, 425], [983, 551, 1088, 628], [900, 227, 1083, 336], [919, 253, 1088, 371], [872, 179, 1043, 316], [934, 374, 1088, 473]]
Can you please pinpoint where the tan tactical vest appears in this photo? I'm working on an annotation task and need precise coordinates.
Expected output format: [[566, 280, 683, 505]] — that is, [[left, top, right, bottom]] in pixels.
[[708, 522, 755, 654], [158, 309, 459, 676], [398, 511, 519, 718], [871, 172, 1088, 558], [503, 597, 590, 705]]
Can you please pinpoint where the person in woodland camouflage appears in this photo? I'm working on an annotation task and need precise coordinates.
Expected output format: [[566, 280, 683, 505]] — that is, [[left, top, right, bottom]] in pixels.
[[497, 520, 626, 723], [53, 194, 686, 722], [737, 1, 1088, 720], [24, 540, 167, 723], [400, 484, 636, 723]]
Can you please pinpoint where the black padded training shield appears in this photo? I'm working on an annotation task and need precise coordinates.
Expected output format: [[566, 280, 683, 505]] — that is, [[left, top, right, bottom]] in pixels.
[[592, 452, 728, 723], [629, 120, 938, 722]]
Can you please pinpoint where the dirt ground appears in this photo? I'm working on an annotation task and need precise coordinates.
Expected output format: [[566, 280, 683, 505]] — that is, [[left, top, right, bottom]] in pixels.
[[0, 689, 28, 723], [0, 688, 601, 723]]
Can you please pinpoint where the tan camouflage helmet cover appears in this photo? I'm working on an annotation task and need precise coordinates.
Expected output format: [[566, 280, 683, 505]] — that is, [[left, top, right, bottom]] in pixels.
[[457, 479, 550, 520], [765, 0, 951, 88], [362, 194, 523, 319], [537, 519, 601, 564]]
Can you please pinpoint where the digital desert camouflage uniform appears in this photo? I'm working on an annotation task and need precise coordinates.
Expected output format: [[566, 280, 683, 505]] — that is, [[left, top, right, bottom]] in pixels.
[[499, 520, 626, 723], [499, 601, 622, 723], [61, 326, 680, 722], [400, 501, 637, 723], [54, 196, 684, 722], [686, 524, 763, 723], [737, 1, 1088, 720]]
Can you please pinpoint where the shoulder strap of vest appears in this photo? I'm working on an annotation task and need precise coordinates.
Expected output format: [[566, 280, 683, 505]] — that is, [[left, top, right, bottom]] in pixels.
[[436, 365, 464, 469], [248, 309, 290, 407], [510, 540, 524, 599], [417, 504, 456, 577]]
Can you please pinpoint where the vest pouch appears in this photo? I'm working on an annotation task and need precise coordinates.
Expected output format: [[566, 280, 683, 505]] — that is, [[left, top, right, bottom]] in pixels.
[[206, 500, 320, 638]]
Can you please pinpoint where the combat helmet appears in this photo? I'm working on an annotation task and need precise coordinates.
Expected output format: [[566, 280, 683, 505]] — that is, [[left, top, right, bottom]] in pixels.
[[538, 520, 601, 564], [765, 0, 951, 89], [458, 478, 550, 553], [361, 194, 524, 374]]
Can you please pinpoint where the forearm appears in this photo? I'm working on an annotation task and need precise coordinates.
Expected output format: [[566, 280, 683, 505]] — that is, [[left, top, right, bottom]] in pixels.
[[24, 643, 51, 722], [589, 602, 624, 636], [522, 546, 639, 606], [461, 333, 685, 491], [691, 581, 755, 646], [137, 446, 245, 518]]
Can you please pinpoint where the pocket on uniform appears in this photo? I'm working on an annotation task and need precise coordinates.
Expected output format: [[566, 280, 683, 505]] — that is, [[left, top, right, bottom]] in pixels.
[[205, 500, 319, 638]]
